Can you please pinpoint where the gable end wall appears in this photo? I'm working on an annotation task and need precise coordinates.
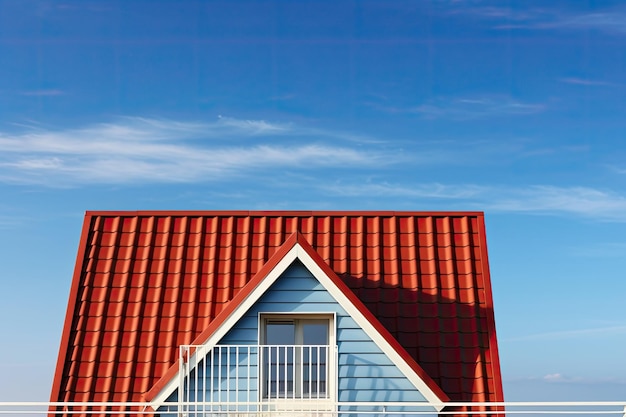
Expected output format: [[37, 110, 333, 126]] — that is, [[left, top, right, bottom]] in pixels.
[[163, 260, 428, 406]]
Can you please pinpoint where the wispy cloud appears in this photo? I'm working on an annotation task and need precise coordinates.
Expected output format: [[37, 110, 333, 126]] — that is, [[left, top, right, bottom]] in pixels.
[[389, 96, 545, 120], [485, 186, 626, 221], [323, 182, 626, 222], [505, 325, 626, 342], [569, 242, 626, 258], [558, 77, 617, 87], [544, 374, 626, 385], [542, 10, 626, 34], [508, 374, 626, 385], [608, 165, 626, 175], [215, 115, 291, 135], [0, 116, 393, 186], [325, 182, 487, 200], [19, 89, 65, 97], [451, 5, 626, 35], [543, 373, 579, 383]]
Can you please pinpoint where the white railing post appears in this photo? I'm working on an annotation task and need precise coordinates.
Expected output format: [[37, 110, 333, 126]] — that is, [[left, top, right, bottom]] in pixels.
[[178, 345, 184, 417]]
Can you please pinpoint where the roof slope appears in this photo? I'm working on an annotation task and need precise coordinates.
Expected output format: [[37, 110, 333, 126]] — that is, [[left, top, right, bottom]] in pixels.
[[51, 211, 503, 406]]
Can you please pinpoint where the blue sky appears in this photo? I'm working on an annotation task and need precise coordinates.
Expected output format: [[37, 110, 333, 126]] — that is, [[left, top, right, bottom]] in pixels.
[[1, 0, 626, 403]]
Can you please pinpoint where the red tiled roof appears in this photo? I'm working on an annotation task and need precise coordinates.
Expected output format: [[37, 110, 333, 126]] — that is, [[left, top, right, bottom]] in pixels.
[[51, 211, 504, 406]]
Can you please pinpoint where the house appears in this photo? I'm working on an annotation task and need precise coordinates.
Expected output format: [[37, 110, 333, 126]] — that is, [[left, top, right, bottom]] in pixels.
[[50, 211, 504, 416]]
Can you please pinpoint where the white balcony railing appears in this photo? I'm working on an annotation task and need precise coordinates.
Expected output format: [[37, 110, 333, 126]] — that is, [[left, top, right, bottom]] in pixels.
[[1, 401, 625, 416], [178, 344, 337, 415]]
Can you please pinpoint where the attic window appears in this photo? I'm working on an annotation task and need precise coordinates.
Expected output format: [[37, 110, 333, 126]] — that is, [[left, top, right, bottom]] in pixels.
[[260, 314, 334, 400]]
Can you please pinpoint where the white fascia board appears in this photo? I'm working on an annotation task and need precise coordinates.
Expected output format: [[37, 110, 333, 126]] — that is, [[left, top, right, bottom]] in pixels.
[[152, 243, 444, 412]]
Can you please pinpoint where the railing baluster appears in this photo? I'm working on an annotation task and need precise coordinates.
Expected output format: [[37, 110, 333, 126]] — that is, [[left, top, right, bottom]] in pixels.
[[283, 345, 288, 399], [267, 346, 271, 401], [235, 346, 239, 411], [317, 345, 320, 400], [293, 346, 297, 400], [186, 346, 190, 416], [226, 346, 230, 412], [210, 345, 214, 414], [202, 346, 206, 415], [218, 346, 222, 410], [300, 345, 304, 400], [247, 345, 251, 414], [194, 346, 198, 417]]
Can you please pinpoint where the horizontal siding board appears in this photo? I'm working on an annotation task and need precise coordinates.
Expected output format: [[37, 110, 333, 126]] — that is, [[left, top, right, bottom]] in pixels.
[[230, 315, 257, 329], [252, 302, 343, 313], [339, 364, 406, 378], [338, 352, 394, 366], [337, 316, 359, 329], [337, 328, 374, 341], [339, 389, 426, 402], [270, 275, 325, 291], [257, 290, 335, 304], [339, 376, 421, 391], [219, 328, 257, 344], [338, 340, 382, 353]]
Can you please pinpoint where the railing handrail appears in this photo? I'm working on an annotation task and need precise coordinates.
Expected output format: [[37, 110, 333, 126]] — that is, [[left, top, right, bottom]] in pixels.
[[1, 401, 625, 416], [3, 401, 625, 406]]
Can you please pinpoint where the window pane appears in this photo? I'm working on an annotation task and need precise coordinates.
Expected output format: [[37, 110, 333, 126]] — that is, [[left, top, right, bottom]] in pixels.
[[302, 323, 328, 345], [264, 323, 295, 398], [265, 322, 294, 345], [302, 323, 328, 397], [262, 318, 330, 399]]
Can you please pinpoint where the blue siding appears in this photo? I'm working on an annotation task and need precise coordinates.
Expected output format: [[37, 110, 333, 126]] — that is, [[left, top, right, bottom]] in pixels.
[[162, 260, 427, 412]]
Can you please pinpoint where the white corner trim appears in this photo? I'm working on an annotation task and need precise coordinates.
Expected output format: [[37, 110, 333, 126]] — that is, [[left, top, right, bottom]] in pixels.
[[151, 243, 444, 412]]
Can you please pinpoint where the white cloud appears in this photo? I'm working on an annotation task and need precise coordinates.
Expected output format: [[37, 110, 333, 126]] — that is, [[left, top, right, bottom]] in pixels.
[[216, 115, 292, 135], [452, 5, 626, 35], [543, 10, 626, 34], [404, 96, 545, 120], [19, 89, 65, 96], [508, 374, 626, 385], [558, 77, 617, 87], [0, 117, 391, 186], [486, 186, 626, 220], [541, 374, 626, 385], [506, 325, 626, 342], [323, 182, 626, 222], [325, 182, 487, 200], [543, 373, 567, 382]]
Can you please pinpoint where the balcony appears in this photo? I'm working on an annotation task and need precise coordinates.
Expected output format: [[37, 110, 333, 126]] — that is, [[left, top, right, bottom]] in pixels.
[[175, 344, 336, 415]]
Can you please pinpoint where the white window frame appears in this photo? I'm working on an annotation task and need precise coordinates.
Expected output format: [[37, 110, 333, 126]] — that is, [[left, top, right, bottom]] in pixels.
[[258, 312, 336, 404]]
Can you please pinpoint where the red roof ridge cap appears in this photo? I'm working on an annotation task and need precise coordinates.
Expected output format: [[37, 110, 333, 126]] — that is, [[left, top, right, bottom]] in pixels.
[[84, 210, 486, 217]]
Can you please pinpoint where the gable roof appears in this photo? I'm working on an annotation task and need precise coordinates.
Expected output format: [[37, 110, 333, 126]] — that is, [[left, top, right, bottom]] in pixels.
[[146, 232, 448, 408], [51, 211, 504, 407]]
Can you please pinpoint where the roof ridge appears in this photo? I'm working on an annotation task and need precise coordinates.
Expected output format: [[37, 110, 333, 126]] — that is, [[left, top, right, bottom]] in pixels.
[[84, 210, 486, 217]]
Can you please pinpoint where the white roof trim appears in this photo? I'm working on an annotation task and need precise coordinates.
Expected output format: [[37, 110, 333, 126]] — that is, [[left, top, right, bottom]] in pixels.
[[151, 243, 445, 411]]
